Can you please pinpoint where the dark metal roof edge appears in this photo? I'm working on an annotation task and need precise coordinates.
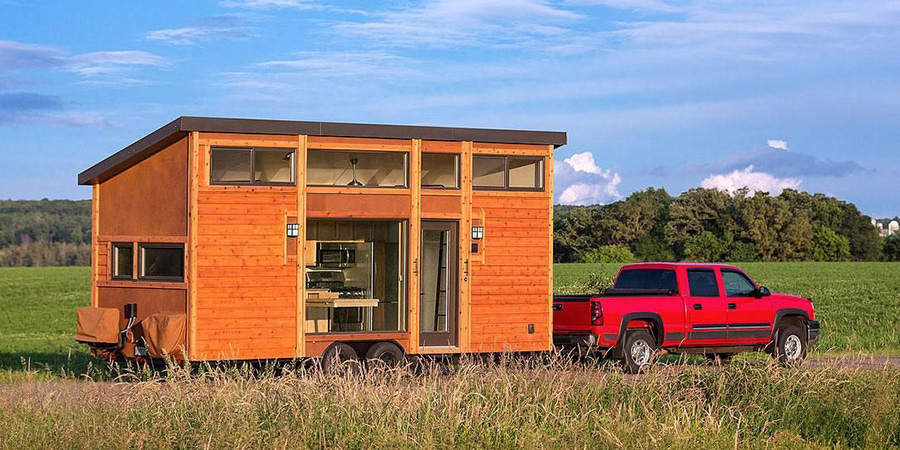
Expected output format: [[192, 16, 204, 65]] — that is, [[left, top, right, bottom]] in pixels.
[[79, 116, 567, 185]]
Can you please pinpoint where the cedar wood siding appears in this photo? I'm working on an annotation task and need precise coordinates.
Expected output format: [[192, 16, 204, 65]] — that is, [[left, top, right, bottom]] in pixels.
[[94, 137, 189, 328], [191, 134, 299, 360]]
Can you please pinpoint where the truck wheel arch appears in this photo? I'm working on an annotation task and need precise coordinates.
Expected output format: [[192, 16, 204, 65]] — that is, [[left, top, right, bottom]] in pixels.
[[771, 309, 809, 339], [617, 312, 664, 347]]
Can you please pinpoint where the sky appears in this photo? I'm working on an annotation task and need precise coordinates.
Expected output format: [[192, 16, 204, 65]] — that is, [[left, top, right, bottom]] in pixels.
[[0, 0, 898, 217]]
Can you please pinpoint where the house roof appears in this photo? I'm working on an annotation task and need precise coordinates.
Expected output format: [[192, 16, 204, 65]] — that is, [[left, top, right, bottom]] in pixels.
[[77, 116, 567, 185]]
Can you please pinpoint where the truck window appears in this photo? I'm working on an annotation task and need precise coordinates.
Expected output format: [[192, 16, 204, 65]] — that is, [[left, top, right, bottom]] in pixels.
[[722, 270, 756, 297], [614, 269, 677, 291], [687, 269, 719, 297]]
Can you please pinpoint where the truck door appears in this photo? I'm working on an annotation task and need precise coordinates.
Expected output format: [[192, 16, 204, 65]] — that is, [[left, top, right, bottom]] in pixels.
[[683, 268, 728, 345], [722, 269, 773, 344]]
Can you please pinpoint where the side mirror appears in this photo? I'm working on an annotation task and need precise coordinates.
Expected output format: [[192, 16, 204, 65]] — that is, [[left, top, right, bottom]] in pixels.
[[755, 286, 771, 298]]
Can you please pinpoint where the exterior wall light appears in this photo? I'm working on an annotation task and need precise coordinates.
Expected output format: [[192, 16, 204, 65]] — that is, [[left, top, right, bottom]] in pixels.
[[472, 226, 484, 240], [286, 223, 299, 237]]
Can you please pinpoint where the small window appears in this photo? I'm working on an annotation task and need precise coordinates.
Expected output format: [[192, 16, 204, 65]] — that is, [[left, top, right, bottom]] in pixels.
[[473, 155, 544, 191], [307, 150, 408, 188], [722, 270, 756, 297], [687, 269, 720, 297], [210, 147, 295, 185], [614, 269, 677, 292], [421, 153, 460, 189], [111, 243, 134, 280], [139, 244, 184, 281]]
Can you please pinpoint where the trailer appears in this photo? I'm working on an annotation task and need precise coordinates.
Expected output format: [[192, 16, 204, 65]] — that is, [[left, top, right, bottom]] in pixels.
[[75, 116, 566, 363]]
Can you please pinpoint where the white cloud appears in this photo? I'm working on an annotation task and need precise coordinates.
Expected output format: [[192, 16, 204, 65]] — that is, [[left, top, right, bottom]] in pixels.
[[146, 15, 252, 45], [555, 151, 622, 205], [257, 51, 419, 79], [219, 0, 318, 8], [701, 165, 801, 195], [767, 139, 789, 151], [68, 51, 169, 76]]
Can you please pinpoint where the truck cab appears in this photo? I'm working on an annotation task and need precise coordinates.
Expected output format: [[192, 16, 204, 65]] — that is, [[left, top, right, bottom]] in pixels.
[[553, 263, 819, 372]]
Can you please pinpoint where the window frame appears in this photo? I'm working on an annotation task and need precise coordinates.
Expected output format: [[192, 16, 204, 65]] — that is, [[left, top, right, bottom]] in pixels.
[[686, 268, 721, 298], [306, 149, 409, 189], [721, 269, 758, 297], [472, 155, 544, 192], [138, 243, 185, 282], [110, 242, 135, 281], [421, 152, 461, 190], [210, 146, 296, 187]]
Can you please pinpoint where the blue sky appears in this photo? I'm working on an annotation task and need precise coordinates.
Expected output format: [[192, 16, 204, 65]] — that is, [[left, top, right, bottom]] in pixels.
[[1, 0, 898, 216]]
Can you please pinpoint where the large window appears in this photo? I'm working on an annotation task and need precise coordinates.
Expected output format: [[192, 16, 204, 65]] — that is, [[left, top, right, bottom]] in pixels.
[[210, 147, 295, 185], [111, 243, 134, 280], [421, 153, 460, 189], [614, 269, 677, 292], [473, 155, 544, 190], [307, 150, 408, 188], [139, 244, 185, 281], [722, 270, 756, 297], [687, 269, 720, 297]]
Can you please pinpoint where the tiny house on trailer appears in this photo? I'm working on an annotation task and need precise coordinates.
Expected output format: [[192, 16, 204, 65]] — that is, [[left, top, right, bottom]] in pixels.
[[76, 116, 566, 362]]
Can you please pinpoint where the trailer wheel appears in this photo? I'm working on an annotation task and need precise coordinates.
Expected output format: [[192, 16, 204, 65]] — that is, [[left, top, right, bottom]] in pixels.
[[321, 343, 359, 374], [621, 329, 657, 373], [365, 342, 405, 367], [773, 324, 807, 366]]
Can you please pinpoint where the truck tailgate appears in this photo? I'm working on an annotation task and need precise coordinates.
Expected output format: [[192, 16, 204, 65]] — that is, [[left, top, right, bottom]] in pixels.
[[553, 296, 594, 333]]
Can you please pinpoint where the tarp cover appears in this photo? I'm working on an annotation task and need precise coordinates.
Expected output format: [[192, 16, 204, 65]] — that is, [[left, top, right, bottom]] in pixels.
[[142, 312, 186, 359], [75, 307, 120, 344]]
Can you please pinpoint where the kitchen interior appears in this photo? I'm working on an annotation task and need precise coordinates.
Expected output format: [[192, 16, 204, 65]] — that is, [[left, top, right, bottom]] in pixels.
[[305, 220, 407, 333]]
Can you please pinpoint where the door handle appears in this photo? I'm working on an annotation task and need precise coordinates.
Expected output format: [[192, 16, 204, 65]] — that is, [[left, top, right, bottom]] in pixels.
[[728, 303, 737, 310], [412, 258, 418, 275], [693, 303, 702, 310], [552, 304, 563, 311]]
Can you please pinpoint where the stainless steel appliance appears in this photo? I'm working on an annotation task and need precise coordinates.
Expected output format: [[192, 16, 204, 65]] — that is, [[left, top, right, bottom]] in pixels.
[[317, 243, 357, 268]]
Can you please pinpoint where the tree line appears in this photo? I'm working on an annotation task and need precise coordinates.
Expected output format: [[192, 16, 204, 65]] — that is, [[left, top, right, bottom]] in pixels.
[[555, 188, 899, 263], [0, 200, 90, 267]]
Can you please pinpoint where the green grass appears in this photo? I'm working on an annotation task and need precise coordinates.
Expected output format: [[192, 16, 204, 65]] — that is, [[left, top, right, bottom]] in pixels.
[[0, 263, 898, 377], [555, 262, 900, 355]]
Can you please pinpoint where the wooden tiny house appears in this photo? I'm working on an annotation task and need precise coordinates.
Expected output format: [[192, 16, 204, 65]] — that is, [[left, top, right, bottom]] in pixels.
[[78, 117, 566, 361]]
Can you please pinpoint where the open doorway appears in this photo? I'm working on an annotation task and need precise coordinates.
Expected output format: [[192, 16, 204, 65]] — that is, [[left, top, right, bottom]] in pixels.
[[419, 221, 458, 347]]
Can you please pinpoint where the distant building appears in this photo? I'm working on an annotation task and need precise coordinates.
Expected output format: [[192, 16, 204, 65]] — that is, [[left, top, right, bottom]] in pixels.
[[873, 218, 900, 237]]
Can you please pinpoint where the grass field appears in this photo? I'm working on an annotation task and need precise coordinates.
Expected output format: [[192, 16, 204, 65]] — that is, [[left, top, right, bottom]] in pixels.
[[1, 263, 899, 376]]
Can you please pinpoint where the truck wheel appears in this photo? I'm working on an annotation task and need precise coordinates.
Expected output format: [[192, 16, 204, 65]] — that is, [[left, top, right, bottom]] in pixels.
[[774, 324, 807, 366], [321, 343, 360, 374], [365, 342, 405, 367], [622, 329, 657, 373]]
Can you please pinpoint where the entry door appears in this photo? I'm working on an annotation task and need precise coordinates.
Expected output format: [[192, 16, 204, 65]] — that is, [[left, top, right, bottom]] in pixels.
[[419, 221, 459, 347], [684, 268, 729, 345]]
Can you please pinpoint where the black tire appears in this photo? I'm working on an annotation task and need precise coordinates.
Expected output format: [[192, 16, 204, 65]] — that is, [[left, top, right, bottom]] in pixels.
[[321, 343, 360, 374], [773, 324, 807, 366], [365, 342, 405, 367], [621, 329, 657, 373]]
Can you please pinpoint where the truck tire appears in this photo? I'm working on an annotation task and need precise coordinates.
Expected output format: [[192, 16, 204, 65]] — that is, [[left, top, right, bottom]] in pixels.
[[321, 343, 360, 374], [773, 324, 807, 366], [622, 329, 657, 373], [365, 342, 405, 367]]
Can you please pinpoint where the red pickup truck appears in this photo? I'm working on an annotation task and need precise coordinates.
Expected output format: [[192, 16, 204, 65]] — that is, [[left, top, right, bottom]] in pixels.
[[553, 263, 819, 372]]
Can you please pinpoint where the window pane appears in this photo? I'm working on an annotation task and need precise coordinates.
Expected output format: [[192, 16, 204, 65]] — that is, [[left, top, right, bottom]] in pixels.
[[687, 270, 719, 297], [508, 157, 542, 189], [307, 150, 407, 187], [614, 269, 677, 291], [141, 245, 184, 280], [473, 156, 505, 188], [421, 153, 459, 189], [210, 149, 251, 183], [723, 271, 756, 296], [254, 150, 294, 184], [113, 244, 133, 279]]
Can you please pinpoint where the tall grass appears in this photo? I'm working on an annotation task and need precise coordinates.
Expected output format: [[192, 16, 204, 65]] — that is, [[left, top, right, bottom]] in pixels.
[[1, 356, 898, 450]]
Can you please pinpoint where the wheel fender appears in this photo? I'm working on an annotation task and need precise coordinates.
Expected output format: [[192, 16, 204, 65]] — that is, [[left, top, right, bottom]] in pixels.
[[771, 309, 809, 340], [617, 312, 664, 348]]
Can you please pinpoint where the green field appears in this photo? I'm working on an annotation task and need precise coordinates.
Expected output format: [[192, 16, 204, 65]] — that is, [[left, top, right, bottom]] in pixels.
[[1, 263, 899, 376]]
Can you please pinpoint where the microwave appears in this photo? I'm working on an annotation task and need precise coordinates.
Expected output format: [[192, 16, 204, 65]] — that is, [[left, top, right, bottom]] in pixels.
[[317, 243, 357, 268]]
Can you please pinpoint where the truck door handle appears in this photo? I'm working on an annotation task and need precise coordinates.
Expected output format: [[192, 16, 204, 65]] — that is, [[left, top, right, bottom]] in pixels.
[[693, 303, 702, 310], [728, 303, 737, 310], [552, 304, 563, 311]]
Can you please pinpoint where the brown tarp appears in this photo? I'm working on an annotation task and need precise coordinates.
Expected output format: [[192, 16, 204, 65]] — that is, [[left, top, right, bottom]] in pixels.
[[141, 312, 186, 359], [75, 307, 120, 344]]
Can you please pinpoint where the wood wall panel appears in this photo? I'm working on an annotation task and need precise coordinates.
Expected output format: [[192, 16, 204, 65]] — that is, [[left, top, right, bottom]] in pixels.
[[421, 193, 461, 217], [307, 192, 410, 218], [99, 137, 188, 237], [192, 186, 298, 360], [468, 190, 552, 353]]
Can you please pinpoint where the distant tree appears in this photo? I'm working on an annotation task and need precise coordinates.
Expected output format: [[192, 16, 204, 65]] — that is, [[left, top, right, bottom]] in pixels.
[[682, 231, 727, 262], [583, 245, 636, 263], [631, 234, 676, 262], [726, 241, 759, 262], [810, 225, 851, 261], [883, 235, 900, 262]]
